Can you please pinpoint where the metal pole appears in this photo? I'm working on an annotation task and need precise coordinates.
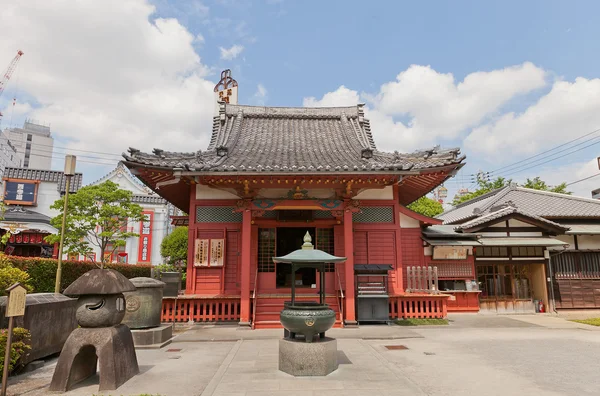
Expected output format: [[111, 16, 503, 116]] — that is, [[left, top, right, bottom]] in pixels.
[[1, 316, 14, 396], [54, 175, 71, 293]]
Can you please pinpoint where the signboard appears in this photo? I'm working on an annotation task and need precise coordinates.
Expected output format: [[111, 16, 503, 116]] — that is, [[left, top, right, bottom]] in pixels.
[[3, 180, 39, 206], [210, 239, 225, 267], [433, 246, 468, 260], [137, 211, 153, 263], [5, 283, 26, 317], [194, 238, 225, 267], [2, 283, 27, 396], [194, 239, 209, 267]]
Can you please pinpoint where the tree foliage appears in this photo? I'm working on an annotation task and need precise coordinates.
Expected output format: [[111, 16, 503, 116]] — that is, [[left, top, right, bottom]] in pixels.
[[46, 181, 144, 268], [407, 196, 444, 217], [522, 177, 570, 194], [160, 226, 188, 266], [451, 176, 571, 207]]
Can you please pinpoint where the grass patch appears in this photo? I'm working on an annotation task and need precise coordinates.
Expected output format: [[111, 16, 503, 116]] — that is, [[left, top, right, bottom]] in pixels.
[[395, 318, 449, 326], [571, 318, 600, 326]]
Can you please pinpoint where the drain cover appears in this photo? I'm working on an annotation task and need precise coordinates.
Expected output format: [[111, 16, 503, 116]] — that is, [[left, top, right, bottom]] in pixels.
[[166, 348, 182, 352], [385, 345, 408, 350]]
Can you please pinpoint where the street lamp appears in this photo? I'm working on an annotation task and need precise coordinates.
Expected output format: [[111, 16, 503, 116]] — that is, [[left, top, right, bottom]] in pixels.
[[54, 155, 76, 293]]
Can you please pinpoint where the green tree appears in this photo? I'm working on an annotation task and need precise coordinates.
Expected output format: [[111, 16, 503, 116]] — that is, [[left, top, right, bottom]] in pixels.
[[451, 175, 571, 207], [407, 196, 444, 217], [452, 177, 512, 206], [46, 180, 144, 269], [161, 226, 188, 266], [522, 177, 570, 194]]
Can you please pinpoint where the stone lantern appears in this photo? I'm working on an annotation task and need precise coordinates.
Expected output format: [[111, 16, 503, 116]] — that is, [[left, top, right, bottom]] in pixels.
[[49, 269, 140, 392]]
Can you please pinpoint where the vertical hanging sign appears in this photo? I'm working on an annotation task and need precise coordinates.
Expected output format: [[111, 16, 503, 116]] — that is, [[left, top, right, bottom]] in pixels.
[[137, 211, 153, 263], [194, 239, 209, 267]]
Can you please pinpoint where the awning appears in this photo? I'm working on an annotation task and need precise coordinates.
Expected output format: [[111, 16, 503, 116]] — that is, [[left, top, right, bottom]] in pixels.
[[561, 223, 600, 235], [477, 237, 568, 247], [423, 238, 480, 246], [0, 222, 58, 234]]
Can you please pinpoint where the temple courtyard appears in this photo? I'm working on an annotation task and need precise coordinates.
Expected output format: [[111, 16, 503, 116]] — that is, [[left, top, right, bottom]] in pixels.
[[6, 314, 600, 396]]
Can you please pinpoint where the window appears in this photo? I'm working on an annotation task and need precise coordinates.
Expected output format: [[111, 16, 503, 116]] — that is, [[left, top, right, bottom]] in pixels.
[[316, 228, 335, 272], [510, 246, 544, 257], [258, 228, 275, 272], [475, 247, 509, 257]]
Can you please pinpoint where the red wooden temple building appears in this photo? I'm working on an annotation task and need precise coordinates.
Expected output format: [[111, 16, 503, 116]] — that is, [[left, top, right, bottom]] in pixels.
[[123, 73, 466, 328]]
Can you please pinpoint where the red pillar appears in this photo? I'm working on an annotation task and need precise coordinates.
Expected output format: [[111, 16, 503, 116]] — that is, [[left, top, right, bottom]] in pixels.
[[343, 208, 357, 325], [186, 225, 195, 294], [239, 209, 252, 325], [393, 185, 404, 293], [186, 187, 196, 294]]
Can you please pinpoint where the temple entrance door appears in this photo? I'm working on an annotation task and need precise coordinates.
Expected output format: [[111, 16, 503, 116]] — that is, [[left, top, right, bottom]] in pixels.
[[276, 227, 316, 288]]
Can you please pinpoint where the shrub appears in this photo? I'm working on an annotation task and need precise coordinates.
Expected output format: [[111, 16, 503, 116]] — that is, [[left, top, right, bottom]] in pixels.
[[6, 257, 151, 293], [0, 254, 33, 295], [152, 263, 186, 286], [0, 327, 31, 379]]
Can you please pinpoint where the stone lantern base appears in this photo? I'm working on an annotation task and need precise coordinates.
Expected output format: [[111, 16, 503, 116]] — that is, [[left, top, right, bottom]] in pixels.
[[49, 325, 139, 392], [131, 323, 174, 349], [279, 337, 338, 376]]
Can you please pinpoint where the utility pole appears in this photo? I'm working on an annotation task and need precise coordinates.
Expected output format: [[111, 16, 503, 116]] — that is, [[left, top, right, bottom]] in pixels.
[[54, 155, 76, 293]]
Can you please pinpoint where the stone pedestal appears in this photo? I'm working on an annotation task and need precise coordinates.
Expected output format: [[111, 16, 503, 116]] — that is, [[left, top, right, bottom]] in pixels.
[[49, 324, 139, 392], [279, 337, 338, 376], [131, 323, 173, 349]]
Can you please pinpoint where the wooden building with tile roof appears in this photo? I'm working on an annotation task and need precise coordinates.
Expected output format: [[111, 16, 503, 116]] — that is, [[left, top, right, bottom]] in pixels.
[[123, 72, 465, 328]]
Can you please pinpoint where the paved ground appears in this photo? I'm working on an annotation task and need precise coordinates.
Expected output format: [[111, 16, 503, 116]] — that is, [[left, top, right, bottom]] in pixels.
[[6, 314, 600, 396]]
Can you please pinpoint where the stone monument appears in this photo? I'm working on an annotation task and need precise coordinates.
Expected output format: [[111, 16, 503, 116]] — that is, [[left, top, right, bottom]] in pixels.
[[122, 277, 173, 348], [273, 232, 346, 376], [49, 269, 140, 392]]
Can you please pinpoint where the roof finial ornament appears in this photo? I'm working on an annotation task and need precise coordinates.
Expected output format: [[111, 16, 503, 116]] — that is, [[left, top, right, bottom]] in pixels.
[[301, 231, 314, 250]]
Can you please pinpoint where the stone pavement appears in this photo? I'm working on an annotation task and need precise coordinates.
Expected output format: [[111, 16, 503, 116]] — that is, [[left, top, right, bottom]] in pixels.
[[6, 315, 600, 396], [176, 324, 422, 342]]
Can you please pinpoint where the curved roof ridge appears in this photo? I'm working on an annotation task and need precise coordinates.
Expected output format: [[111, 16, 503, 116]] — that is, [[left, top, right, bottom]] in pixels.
[[515, 186, 600, 204], [224, 103, 360, 118]]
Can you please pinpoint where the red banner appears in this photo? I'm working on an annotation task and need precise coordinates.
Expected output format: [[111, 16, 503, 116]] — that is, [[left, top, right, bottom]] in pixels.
[[137, 211, 153, 263]]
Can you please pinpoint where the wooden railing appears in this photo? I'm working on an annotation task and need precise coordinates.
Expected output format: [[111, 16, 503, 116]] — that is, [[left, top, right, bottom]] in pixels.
[[336, 269, 344, 327], [406, 266, 439, 293], [162, 297, 241, 323], [251, 267, 259, 329], [389, 294, 449, 319]]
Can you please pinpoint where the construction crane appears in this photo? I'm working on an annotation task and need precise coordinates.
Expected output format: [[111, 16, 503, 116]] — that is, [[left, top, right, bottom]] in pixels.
[[0, 50, 24, 118]]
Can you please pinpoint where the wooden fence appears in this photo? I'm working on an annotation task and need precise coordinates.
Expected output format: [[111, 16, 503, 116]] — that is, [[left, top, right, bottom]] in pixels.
[[406, 266, 439, 293], [161, 297, 241, 323], [389, 295, 448, 319]]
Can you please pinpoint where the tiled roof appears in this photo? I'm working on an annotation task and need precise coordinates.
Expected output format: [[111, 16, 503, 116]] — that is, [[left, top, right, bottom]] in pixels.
[[454, 206, 570, 232], [132, 194, 167, 205], [122, 103, 465, 174], [422, 225, 479, 239], [439, 185, 600, 224], [3, 207, 52, 224], [4, 167, 83, 193]]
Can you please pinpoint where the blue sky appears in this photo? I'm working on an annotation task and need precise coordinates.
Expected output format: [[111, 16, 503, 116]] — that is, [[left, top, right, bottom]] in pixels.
[[2, 0, 600, 202]]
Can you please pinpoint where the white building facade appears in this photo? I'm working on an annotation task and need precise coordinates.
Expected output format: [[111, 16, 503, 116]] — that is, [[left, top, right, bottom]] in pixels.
[[87, 163, 169, 265], [5, 120, 54, 170], [0, 132, 19, 180], [1, 167, 83, 257]]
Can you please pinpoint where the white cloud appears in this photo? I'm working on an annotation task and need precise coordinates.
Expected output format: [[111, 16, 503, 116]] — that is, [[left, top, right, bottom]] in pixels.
[[253, 84, 267, 105], [303, 85, 359, 107], [465, 77, 600, 159], [533, 158, 599, 198], [219, 44, 244, 60], [303, 63, 546, 153], [0, 0, 216, 180]]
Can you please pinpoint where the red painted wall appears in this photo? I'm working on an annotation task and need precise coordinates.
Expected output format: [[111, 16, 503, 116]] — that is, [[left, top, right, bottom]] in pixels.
[[400, 228, 425, 291]]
